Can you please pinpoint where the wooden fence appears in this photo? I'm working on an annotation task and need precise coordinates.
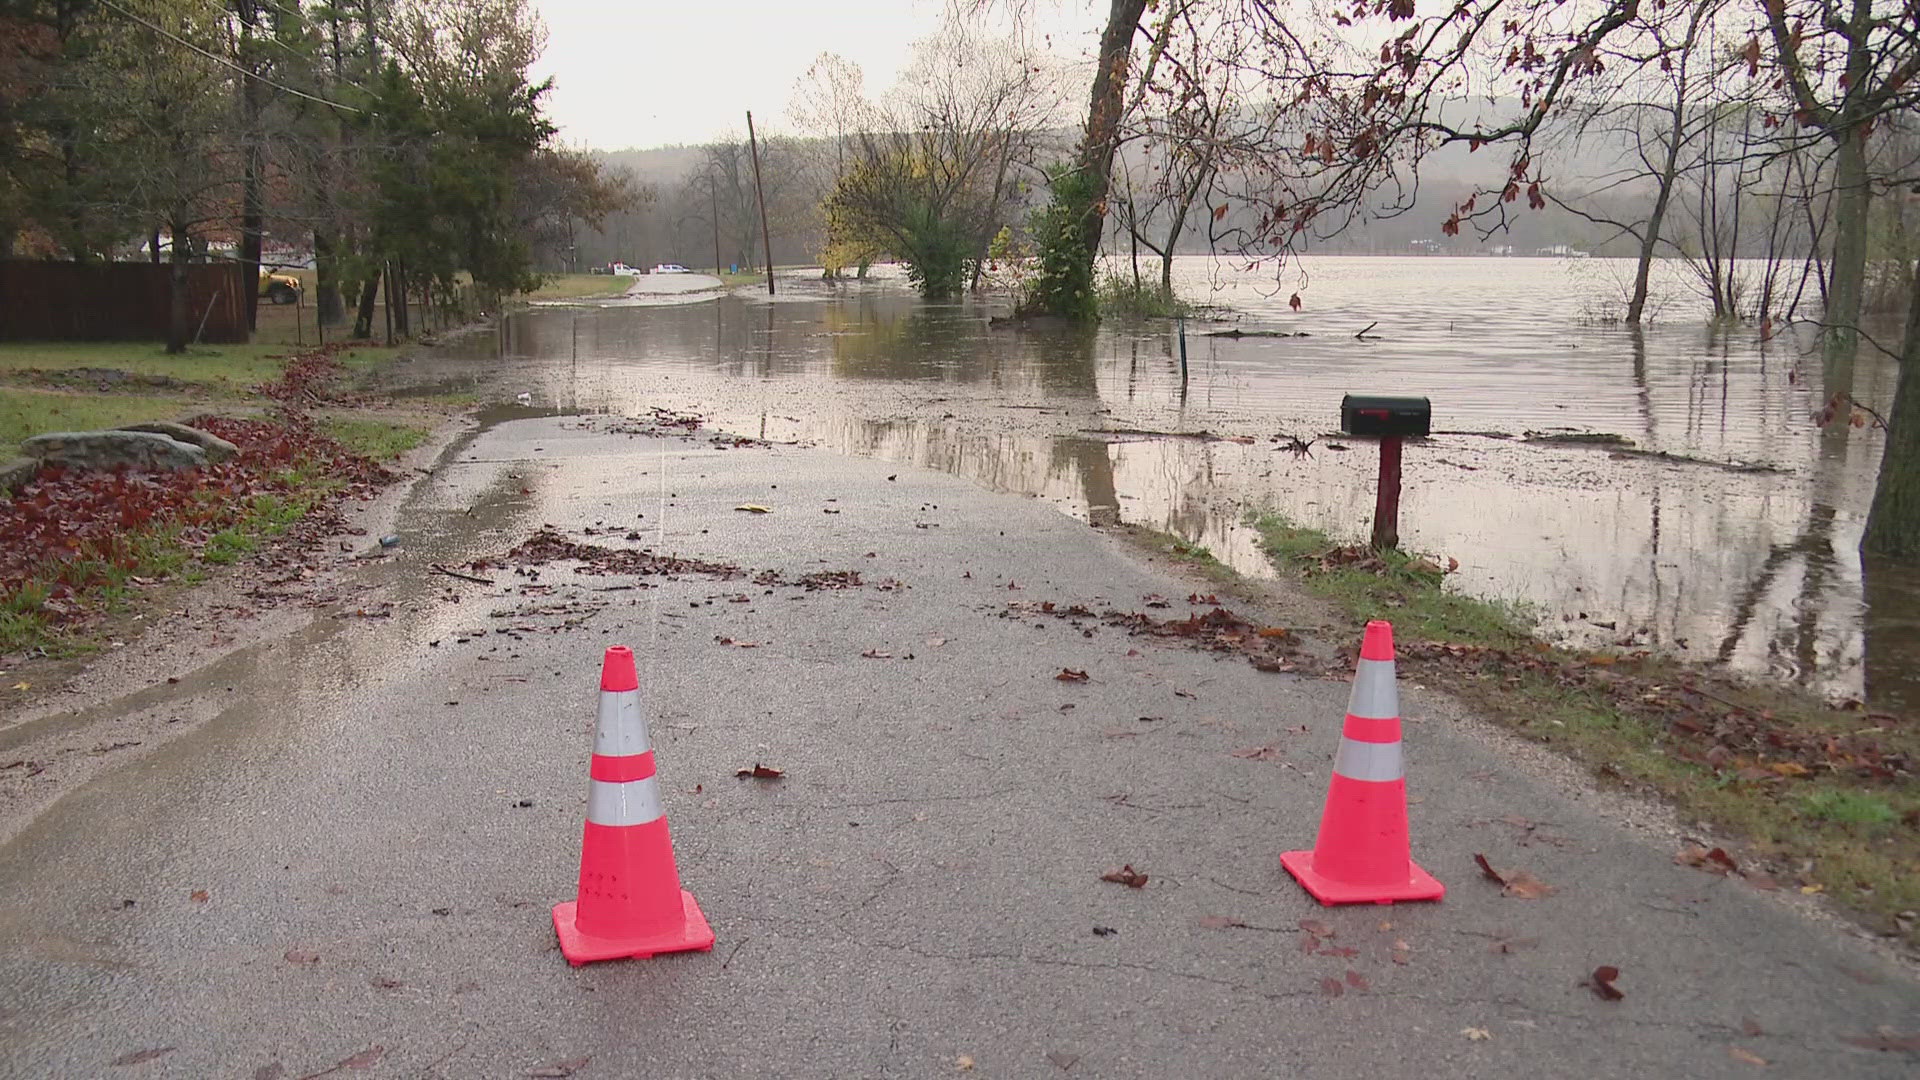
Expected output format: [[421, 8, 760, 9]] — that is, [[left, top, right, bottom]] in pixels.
[[0, 261, 250, 343]]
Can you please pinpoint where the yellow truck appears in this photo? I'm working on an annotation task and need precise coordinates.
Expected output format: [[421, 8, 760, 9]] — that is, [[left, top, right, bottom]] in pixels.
[[260, 269, 301, 305]]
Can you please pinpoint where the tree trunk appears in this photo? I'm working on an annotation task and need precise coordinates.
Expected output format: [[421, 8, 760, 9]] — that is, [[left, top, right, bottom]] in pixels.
[[1629, 111, 1687, 324], [1074, 0, 1151, 261], [237, 0, 264, 334], [353, 267, 382, 339], [166, 219, 190, 355], [391, 260, 410, 336], [313, 230, 345, 326], [1824, 123, 1871, 357], [1861, 258, 1920, 559]]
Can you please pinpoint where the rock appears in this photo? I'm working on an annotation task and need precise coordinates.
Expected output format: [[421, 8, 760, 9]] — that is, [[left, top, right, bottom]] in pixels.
[[114, 421, 238, 463], [1, 455, 40, 495], [21, 430, 208, 472]]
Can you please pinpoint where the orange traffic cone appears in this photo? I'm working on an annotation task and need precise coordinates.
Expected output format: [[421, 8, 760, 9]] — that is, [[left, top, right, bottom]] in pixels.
[[552, 646, 714, 964], [1281, 620, 1444, 905]]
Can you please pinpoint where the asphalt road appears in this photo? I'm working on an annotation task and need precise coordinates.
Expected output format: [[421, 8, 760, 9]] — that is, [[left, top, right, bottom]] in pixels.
[[1, 412, 1915, 1078]]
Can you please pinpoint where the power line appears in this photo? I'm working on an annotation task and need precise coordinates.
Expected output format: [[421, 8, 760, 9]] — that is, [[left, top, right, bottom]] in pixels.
[[95, 0, 365, 114], [190, 0, 381, 101]]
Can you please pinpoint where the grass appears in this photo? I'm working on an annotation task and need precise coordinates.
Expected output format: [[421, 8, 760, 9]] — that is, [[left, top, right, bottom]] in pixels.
[[322, 416, 431, 461], [1097, 272, 1195, 319], [1247, 509, 1920, 948], [0, 337, 399, 446], [514, 274, 638, 301], [0, 388, 220, 447], [1252, 513, 1534, 647]]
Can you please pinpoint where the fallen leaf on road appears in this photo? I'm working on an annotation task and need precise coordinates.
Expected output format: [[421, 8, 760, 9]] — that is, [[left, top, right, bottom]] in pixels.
[[956, 1055, 975, 1071], [1318, 976, 1345, 998], [283, 949, 320, 965], [370, 977, 403, 990], [1055, 668, 1090, 682], [1741, 1017, 1765, 1036], [1392, 940, 1412, 965], [1345, 970, 1369, 990], [1100, 864, 1148, 888], [1298, 919, 1333, 937], [735, 764, 784, 780], [1727, 1047, 1769, 1066], [1229, 745, 1282, 761], [1585, 965, 1625, 1001], [1045, 1050, 1079, 1070], [733, 504, 771, 513], [110, 1047, 175, 1066], [1257, 627, 1289, 639], [1675, 844, 1740, 876], [1461, 1028, 1491, 1041], [337, 1046, 386, 1070], [861, 649, 893, 659], [11, 682, 28, 691], [1839, 1029, 1920, 1053], [1319, 945, 1359, 958], [190, 889, 209, 903], [1472, 853, 1558, 898], [1197, 915, 1247, 930], [528, 1058, 592, 1078]]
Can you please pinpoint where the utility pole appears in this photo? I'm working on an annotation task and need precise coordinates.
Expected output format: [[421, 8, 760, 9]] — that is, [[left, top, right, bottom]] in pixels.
[[746, 110, 775, 296], [709, 173, 724, 280]]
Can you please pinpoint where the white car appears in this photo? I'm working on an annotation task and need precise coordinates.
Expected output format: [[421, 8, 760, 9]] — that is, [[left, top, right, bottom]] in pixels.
[[651, 263, 691, 274], [610, 263, 643, 277]]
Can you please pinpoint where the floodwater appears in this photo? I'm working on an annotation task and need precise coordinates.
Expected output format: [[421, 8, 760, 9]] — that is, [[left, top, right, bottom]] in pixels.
[[395, 256, 1914, 711]]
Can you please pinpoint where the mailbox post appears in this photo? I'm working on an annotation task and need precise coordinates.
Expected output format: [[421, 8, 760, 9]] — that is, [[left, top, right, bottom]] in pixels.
[[1340, 394, 1432, 551]]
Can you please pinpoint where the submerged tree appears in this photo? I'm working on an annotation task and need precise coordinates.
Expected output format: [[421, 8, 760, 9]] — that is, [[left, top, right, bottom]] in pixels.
[[825, 20, 1064, 300]]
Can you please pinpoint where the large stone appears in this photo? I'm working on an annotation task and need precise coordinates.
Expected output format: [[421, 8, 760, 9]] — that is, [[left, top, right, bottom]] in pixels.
[[0, 455, 39, 494], [20, 430, 208, 472], [115, 421, 239, 463]]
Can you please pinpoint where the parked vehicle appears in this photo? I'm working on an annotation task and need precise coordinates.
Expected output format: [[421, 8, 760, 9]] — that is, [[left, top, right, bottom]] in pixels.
[[652, 264, 691, 275], [610, 263, 643, 277], [260, 269, 301, 305]]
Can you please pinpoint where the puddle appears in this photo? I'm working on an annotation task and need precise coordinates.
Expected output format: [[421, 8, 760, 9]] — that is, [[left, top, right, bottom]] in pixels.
[[377, 258, 1911, 711]]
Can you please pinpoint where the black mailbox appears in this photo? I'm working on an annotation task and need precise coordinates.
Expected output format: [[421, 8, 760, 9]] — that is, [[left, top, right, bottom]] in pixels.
[[1341, 394, 1431, 437]]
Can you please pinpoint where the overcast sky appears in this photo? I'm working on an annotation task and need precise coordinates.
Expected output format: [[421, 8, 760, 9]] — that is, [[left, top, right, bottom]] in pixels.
[[527, 0, 1099, 150]]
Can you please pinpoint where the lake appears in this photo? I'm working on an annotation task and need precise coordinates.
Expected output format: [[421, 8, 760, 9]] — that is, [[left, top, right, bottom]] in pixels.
[[408, 254, 1914, 711]]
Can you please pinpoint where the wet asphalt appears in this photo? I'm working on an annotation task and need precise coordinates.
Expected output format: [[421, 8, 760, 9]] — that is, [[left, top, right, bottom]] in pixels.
[[0, 412, 1916, 1079]]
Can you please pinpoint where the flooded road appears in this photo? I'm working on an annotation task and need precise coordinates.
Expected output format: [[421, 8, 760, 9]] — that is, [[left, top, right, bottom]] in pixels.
[[389, 256, 1913, 710]]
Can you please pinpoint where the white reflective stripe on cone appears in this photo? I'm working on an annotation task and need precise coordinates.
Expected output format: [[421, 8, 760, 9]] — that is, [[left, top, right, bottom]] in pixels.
[[594, 689, 651, 757], [587, 777, 664, 827], [1333, 737, 1404, 783], [1346, 658, 1399, 720]]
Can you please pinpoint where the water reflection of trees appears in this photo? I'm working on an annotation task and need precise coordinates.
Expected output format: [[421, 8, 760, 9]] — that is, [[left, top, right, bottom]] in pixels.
[[824, 302, 1104, 396]]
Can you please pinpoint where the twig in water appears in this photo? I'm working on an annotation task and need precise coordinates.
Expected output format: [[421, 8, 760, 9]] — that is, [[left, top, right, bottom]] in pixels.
[[430, 563, 495, 585], [1355, 321, 1379, 339]]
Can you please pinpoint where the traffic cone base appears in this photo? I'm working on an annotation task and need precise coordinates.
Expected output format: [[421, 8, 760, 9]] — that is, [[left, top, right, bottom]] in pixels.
[[1280, 848, 1444, 906], [552, 890, 714, 965]]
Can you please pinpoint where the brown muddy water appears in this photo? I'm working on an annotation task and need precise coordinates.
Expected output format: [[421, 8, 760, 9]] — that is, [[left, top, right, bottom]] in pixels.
[[391, 256, 1916, 711]]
